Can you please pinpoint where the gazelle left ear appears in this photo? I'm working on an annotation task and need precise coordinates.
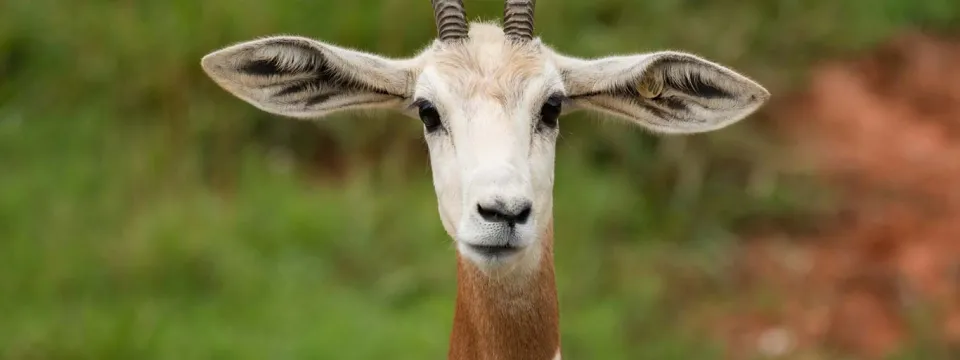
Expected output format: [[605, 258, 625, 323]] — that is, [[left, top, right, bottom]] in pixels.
[[201, 36, 416, 119], [554, 51, 770, 134]]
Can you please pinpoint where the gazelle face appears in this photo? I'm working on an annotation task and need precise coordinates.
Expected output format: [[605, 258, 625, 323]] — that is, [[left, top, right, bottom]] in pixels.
[[415, 28, 564, 267], [200, 3, 769, 271]]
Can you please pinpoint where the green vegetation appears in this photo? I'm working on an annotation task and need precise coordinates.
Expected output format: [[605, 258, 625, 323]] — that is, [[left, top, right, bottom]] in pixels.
[[1, 0, 957, 359]]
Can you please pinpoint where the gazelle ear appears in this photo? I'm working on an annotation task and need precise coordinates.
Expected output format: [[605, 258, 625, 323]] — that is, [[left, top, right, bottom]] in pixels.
[[201, 36, 418, 119], [553, 50, 770, 134]]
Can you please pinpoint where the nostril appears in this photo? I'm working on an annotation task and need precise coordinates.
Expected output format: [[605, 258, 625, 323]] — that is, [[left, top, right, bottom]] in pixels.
[[514, 204, 531, 224], [477, 204, 502, 222], [476, 200, 533, 225]]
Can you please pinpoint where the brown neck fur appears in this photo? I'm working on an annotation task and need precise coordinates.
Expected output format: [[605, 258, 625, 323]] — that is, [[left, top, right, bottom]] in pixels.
[[447, 221, 560, 360]]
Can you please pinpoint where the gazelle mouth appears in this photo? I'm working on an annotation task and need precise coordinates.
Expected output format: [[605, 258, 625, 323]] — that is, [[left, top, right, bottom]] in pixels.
[[462, 244, 522, 257]]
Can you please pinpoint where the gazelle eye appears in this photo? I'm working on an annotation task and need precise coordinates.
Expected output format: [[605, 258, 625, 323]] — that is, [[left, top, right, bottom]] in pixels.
[[416, 100, 443, 133], [538, 95, 562, 129]]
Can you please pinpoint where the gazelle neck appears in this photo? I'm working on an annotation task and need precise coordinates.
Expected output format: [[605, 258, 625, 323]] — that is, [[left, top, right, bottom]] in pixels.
[[448, 220, 560, 360]]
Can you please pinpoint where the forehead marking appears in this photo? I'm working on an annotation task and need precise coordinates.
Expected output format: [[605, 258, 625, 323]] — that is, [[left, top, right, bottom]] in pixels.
[[428, 24, 548, 106]]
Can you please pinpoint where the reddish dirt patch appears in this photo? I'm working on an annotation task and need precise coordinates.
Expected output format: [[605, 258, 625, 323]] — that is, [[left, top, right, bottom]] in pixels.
[[720, 31, 960, 359]]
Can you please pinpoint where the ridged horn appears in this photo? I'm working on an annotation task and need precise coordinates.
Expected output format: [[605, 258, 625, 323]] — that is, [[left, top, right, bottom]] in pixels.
[[503, 0, 535, 42], [432, 0, 468, 42]]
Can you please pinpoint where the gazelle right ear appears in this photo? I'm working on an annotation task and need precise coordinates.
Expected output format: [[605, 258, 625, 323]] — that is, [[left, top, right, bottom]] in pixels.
[[553, 50, 770, 134], [201, 36, 418, 119]]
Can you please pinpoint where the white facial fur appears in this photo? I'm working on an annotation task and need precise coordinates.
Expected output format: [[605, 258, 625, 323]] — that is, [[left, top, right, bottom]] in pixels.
[[200, 22, 770, 273], [415, 26, 564, 270]]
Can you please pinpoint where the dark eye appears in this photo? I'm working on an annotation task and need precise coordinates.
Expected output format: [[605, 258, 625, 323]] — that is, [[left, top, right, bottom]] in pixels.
[[539, 95, 562, 129], [417, 100, 443, 133]]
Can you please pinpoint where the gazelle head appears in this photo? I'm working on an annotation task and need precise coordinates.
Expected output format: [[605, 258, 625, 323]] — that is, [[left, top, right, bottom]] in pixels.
[[201, 0, 769, 272]]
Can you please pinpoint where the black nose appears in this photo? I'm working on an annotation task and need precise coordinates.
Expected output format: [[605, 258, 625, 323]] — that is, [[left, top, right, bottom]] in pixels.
[[476, 200, 532, 225]]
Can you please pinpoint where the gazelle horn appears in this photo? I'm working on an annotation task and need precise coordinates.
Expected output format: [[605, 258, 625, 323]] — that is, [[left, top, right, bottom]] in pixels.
[[432, 0, 469, 42], [503, 0, 535, 42]]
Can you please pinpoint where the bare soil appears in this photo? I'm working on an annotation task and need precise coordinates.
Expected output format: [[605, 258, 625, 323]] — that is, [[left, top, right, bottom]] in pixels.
[[720, 31, 960, 359]]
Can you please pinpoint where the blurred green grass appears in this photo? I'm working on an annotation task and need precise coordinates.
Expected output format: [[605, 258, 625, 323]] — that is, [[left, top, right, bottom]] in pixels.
[[1, 0, 958, 359]]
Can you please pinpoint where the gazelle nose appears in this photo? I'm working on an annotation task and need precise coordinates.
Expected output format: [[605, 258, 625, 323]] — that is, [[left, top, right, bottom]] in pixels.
[[476, 198, 532, 225]]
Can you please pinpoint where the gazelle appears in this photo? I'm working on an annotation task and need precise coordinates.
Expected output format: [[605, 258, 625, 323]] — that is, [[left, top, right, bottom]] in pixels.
[[201, 0, 769, 358]]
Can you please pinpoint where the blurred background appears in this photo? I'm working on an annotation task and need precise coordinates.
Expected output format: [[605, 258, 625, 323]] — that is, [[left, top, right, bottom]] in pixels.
[[2, 0, 959, 359]]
